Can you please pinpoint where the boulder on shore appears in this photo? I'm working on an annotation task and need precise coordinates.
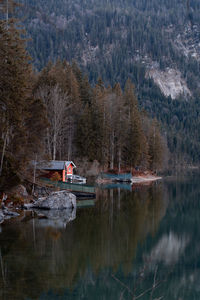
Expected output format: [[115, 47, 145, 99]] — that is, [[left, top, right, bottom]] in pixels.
[[26, 190, 76, 210]]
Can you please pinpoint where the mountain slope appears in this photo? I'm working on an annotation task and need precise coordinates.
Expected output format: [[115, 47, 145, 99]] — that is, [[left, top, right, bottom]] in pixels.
[[18, 0, 200, 165]]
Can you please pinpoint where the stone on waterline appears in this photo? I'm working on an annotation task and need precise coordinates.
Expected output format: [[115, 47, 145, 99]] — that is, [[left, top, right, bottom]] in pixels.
[[32, 190, 76, 210]]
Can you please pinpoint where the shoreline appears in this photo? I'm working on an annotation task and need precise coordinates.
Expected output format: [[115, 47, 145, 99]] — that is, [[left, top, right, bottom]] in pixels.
[[96, 175, 162, 185], [0, 174, 162, 224], [131, 175, 162, 183]]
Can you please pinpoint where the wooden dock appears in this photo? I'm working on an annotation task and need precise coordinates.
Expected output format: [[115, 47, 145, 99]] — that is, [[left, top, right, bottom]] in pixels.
[[41, 178, 95, 194]]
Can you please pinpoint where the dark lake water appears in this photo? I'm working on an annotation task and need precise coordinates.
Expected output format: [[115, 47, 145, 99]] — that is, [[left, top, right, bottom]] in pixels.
[[0, 172, 200, 300]]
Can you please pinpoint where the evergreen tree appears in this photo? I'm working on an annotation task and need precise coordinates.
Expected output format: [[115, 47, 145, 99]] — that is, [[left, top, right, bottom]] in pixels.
[[0, 3, 48, 186], [0, 18, 31, 175], [75, 104, 96, 160], [25, 97, 49, 159], [148, 119, 163, 172], [93, 79, 109, 167], [113, 82, 125, 172], [123, 79, 146, 168]]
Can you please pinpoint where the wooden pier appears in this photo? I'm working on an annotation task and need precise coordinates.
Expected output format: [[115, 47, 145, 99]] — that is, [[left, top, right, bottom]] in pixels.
[[41, 178, 95, 194]]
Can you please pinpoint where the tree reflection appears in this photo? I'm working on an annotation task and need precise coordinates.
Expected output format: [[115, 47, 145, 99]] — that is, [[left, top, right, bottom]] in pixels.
[[0, 183, 166, 300]]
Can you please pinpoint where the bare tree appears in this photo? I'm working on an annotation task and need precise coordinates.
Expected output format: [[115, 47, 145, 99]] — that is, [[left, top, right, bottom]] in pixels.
[[36, 84, 69, 160]]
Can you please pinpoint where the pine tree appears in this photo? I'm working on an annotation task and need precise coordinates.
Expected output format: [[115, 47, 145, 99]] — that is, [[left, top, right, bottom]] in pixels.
[[25, 97, 49, 159], [63, 61, 80, 102], [113, 82, 125, 172], [93, 79, 109, 166], [123, 79, 145, 169], [75, 104, 94, 160], [63, 62, 81, 160], [0, 3, 48, 184], [0, 18, 31, 174], [148, 119, 163, 172]]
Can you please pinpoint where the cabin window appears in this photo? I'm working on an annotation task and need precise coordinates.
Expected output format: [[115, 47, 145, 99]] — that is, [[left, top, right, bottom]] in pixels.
[[68, 167, 71, 172]]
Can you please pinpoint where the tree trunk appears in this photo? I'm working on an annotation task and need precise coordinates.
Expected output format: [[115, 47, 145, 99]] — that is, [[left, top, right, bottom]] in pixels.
[[68, 135, 72, 161], [118, 148, 121, 173], [53, 132, 56, 160], [46, 128, 51, 158], [67, 120, 73, 161], [110, 131, 114, 169], [0, 129, 8, 177], [32, 154, 37, 195]]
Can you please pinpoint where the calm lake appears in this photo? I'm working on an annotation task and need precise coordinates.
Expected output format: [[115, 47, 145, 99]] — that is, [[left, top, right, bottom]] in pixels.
[[0, 172, 200, 300]]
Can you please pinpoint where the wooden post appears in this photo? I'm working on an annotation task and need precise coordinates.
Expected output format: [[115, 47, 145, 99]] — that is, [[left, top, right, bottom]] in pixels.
[[62, 170, 65, 182]]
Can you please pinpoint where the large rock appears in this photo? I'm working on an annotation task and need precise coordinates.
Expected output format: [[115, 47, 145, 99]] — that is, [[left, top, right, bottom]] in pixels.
[[31, 190, 76, 210]]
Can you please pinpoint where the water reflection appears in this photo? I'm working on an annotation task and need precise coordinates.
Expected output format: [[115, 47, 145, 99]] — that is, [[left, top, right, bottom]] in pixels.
[[146, 231, 189, 266], [34, 207, 76, 228], [98, 183, 133, 191], [0, 182, 170, 300]]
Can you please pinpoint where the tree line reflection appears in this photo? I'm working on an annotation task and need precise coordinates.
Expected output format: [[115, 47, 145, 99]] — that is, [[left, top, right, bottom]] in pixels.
[[0, 183, 167, 300]]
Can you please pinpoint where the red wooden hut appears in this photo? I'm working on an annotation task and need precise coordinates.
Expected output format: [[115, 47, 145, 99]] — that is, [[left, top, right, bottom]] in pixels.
[[38, 160, 76, 182]]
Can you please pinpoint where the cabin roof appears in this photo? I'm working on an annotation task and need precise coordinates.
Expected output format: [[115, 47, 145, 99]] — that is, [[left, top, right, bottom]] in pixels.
[[36, 160, 76, 170]]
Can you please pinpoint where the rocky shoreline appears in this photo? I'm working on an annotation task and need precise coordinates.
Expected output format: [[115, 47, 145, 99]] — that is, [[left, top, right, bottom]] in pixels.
[[24, 190, 76, 210], [131, 175, 162, 183], [0, 184, 76, 225], [0, 173, 162, 225], [0, 208, 20, 224]]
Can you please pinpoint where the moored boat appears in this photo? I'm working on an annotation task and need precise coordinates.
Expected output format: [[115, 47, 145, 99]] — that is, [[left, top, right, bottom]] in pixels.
[[100, 172, 132, 182], [69, 175, 87, 184]]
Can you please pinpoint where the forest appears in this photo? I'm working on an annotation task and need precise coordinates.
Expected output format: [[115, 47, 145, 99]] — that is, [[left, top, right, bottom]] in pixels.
[[15, 0, 200, 165], [0, 0, 164, 189]]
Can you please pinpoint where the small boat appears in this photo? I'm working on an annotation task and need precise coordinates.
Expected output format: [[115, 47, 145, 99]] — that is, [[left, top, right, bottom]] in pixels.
[[101, 172, 132, 183], [69, 175, 87, 184]]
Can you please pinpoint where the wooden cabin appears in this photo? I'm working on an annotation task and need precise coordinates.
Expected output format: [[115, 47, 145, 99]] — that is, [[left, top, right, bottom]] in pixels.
[[38, 160, 76, 182]]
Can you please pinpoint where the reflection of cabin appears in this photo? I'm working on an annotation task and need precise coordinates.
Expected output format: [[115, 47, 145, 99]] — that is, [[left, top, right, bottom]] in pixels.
[[38, 161, 76, 182]]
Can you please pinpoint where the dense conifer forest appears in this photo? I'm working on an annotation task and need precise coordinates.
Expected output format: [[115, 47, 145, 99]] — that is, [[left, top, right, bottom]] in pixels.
[[17, 0, 200, 166], [0, 0, 166, 188], [1, 0, 200, 189], [33, 60, 164, 172]]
